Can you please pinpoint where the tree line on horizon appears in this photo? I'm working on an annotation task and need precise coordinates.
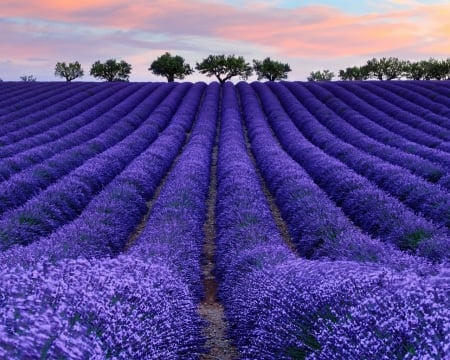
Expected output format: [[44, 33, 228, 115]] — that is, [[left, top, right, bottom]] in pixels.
[[309, 57, 450, 81], [1, 54, 449, 83]]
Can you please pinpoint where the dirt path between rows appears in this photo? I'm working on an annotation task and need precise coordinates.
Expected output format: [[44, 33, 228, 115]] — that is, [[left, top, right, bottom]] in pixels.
[[198, 94, 239, 360]]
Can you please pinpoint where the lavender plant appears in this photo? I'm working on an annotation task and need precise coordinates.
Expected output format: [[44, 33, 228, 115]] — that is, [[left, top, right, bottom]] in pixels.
[[290, 81, 447, 183], [0, 82, 92, 138], [324, 81, 450, 169], [270, 82, 450, 228], [0, 83, 202, 265]]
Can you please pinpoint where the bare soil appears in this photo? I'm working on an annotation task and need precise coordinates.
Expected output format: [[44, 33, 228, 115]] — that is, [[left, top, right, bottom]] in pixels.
[[199, 110, 239, 360]]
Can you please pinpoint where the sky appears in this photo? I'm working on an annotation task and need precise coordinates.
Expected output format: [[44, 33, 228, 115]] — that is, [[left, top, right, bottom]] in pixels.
[[0, 0, 449, 82]]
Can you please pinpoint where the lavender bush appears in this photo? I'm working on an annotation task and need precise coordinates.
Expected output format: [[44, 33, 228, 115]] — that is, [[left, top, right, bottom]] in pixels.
[[247, 82, 450, 260], [361, 81, 450, 131], [0, 82, 93, 139], [0, 83, 203, 265], [270, 82, 450, 228], [0, 257, 204, 359], [1, 81, 449, 358], [324, 81, 450, 169], [0, 82, 141, 162], [290, 81, 447, 183]]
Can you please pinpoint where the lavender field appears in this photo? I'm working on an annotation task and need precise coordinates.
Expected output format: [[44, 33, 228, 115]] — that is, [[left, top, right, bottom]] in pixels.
[[0, 80, 449, 359]]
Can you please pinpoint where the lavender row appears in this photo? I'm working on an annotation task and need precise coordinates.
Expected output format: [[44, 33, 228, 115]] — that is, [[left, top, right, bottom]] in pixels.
[[342, 82, 450, 140], [215, 82, 296, 353], [215, 82, 292, 279], [216, 83, 448, 359], [417, 80, 450, 98], [360, 81, 450, 131], [390, 81, 450, 111], [335, 82, 446, 148], [276, 82, 450, 229], [287, 82, 447, 184], [0, 83, 191, 251], [0, 82, 205, 269], [0, 83, 209, 357], [0, 256, 204, 359], [129, 82, 219, 301], [322, 81, 450, 169], [0, 82, 138, 160], [0, 83, 165, 216], [0, 82, 94, 137], [242, 82, 431, 265], [0, 82, 65, 116], [227, 258, 449, 359], [0, 83, 144, 179], [0, 82, 45, 109], [250, 82, 449, 260]]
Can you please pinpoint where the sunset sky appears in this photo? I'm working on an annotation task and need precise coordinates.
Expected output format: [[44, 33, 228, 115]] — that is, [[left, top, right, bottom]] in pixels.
[[1, 0, 449, 82]]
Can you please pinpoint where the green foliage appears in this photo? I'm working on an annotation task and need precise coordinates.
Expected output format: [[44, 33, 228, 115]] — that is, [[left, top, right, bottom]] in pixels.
[[89, 59, 132, 82], [149, 52, 193, 82], [307, 70, 335, 82], [420, 58, 450, 80], [20, 75, 36, 82], [54, 61, 84, 82], [365, 57, 407, 80], [195, 54, 253, 84], [338, 57, 450, 81], [338, 66, 370, 80], [404, 60, 428, 80], [252, 57, 291, 81]]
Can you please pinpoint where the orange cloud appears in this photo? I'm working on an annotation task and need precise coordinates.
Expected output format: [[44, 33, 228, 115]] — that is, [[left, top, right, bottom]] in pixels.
[[1, 0, 449, 81], [2, 0, 449, 57]]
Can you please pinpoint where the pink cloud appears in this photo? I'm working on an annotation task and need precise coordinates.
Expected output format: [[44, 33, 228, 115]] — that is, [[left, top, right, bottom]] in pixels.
[[3, 0, 449, 57], [1, 0, 449, 80]]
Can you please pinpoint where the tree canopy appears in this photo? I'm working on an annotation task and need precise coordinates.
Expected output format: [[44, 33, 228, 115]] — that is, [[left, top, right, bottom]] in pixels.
[[149, 52, 193, 82], [195, 54, 253, 84], [307, 70, 335, 81], [54, 61, 84, 82], [20, 75, 37, 82], [252, 57, 291, 81], [90, 59, 132, 82], [338, 66, 370, 81], [365, 57, 406, 81]]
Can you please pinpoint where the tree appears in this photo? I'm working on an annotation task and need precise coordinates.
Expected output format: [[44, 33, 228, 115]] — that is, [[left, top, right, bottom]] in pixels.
[[54, 61, 84, 82], [252, 57, 291, 81], [149, 52, 193, 82], [90, 59, 132, 82], [338, 66, 370, 80], [404, 60, 428, 80], [20, 75, 37, 82], [307, 70, 335, 81], [365, 57, 407, 80], [195, 54, 253, 84], [422, 58, 450, 80]]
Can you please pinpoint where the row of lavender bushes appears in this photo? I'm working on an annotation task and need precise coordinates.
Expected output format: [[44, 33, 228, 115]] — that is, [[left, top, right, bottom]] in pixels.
[[0, 83, 140, 162], [321, 81, 450, 169], [272, 82, 450, 229], [215, 82, 450, 359], [294, 82, 447, 183], [0, 83, 165, 212], [0, 82, 212, 358], [0, 82, 95, 138], [250, 82, 450, 260], [0, 83, 189, 251], [0, 81, 449, 358]]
